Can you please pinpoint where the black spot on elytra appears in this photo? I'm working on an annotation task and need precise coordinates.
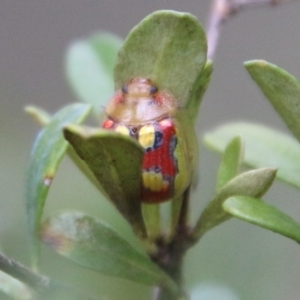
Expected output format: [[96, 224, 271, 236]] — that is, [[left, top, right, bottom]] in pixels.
[[145, 130, 163, 152]]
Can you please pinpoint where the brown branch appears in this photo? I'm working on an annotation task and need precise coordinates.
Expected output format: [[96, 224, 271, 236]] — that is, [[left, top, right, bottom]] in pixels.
[[206, 0, 297, 60]]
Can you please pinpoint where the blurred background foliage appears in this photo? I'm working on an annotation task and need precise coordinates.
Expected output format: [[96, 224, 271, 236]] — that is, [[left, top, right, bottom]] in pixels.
[[1, 1, 300, 300]]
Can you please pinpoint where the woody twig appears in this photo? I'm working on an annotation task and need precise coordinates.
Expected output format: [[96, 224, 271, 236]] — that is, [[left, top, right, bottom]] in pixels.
[[207, 0, 297, 60]]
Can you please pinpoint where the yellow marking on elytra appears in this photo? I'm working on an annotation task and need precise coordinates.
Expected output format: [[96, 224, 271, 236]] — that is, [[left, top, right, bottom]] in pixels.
[[139, 125, 155, 149], [115, 125, 130, 136], [143, 171, 169, 192]]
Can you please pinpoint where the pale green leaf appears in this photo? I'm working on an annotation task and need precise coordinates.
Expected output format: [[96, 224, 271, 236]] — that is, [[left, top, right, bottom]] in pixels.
[[26, 103, 91, 268], [63, 124, 146, 238], [186, 60, 213, 124], [40, 282, 101, 300], [216, 137, 243, 191], [25, 106, 104, 195], [205, 122, 300, 189], [66, 33, 122, 117], [245, 60, 300, 142], [223, 196, 300, 243], [192, 168, 276, 240], [115, 10, 207, 106], [41, 212, 177, 292], [25, 106, 51, 126]]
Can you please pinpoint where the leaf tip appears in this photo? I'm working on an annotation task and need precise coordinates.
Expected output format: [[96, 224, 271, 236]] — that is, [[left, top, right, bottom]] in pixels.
[[263, 167, 278, 179], [25, 105, 51, 126], [24, 105, 36, 114], [253, 167, 277, 197], [244, 59, 269, 73]]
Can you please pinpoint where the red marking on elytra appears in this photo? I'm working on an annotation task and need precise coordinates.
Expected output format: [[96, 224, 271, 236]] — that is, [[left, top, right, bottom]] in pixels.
[[143, 120, 177, 176], [141, 119, 178, 203]]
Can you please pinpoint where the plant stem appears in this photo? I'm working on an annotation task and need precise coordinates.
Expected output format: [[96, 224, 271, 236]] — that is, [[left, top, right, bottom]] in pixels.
[[207, 0, 297, 60], [151, 189, 192, 300], [0, 252, 50, 293], [151, 248, 185, 300], [142, 203, 161, 239]]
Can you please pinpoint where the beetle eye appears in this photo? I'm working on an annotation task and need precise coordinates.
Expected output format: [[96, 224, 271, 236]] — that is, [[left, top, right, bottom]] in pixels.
[[149, 85, 158, 95], [122, 85, 128, 94]]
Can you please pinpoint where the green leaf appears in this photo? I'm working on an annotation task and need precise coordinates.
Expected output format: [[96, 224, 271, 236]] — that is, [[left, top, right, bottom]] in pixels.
[[186, 60, 213, 124], [223, 196, 300, 243], [40, 282, 101, 300], [66, 33, 122, 117], [245, 60, 300, 143], [25, 106, 104, 195], [216, 136, 243, 191], [63, 124, 147, 238], [115, 10, 207, 106], [41, 212, 177, 292], [192, 168, 276, 240], [26, 103, 91, 268], [205, 122, 300, 190], [25, 106, 51, 126]]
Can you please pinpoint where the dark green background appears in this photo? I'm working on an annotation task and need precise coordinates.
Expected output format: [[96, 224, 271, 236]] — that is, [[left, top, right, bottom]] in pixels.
[[1, 1, 300, 299]]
